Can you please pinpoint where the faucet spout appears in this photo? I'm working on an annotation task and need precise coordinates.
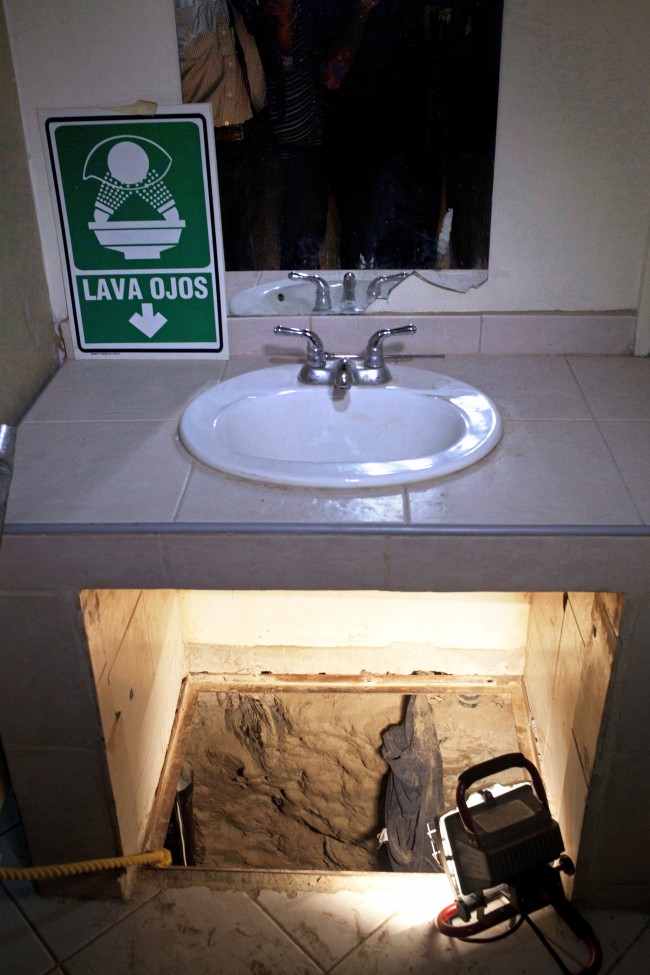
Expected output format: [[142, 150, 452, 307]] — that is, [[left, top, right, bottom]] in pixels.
[[333, 357, 354, 391], [343, 272, 356, 303]]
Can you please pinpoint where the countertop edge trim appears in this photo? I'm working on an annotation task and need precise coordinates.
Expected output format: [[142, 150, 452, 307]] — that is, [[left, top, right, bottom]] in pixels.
[[3, 523, 650, 538]]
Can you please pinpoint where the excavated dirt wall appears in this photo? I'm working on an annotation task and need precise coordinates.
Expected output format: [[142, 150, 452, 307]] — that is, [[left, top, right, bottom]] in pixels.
[[182, 688, 525, 871]]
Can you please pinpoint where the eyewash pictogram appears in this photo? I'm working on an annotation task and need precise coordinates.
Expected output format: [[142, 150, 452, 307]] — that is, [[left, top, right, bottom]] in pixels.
[[84, 135, 186, 260]]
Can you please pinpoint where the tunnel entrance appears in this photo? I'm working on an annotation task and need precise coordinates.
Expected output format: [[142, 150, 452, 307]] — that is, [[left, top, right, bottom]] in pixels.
[[162, 678, 533, 872]]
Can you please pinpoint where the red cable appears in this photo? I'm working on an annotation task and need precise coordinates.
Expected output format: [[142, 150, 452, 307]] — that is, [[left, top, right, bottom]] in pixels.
[[438, 902, 603, 974]]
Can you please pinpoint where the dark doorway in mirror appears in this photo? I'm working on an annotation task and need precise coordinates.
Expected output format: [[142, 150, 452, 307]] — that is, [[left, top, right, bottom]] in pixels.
[[175, 0, 504, 272]]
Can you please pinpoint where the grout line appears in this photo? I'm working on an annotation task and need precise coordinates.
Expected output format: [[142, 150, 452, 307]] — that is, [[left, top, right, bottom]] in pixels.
[[171, 463, 194, 522], [1, 886, 59, 970], [565, 358, 646, 523], [383, 535, 391, 588], [605, 916, 650, 974], [402, 486, 412, 525], [241, 891, 328, 973], [54, 887, 163, 968], [326, 906, 404, 974]]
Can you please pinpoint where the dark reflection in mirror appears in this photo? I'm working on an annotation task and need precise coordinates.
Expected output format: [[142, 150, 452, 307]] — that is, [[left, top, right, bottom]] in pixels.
[[174, 0, 503, 272]]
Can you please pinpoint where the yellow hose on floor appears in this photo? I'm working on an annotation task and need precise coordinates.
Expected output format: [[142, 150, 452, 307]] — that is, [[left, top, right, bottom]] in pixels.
[[0, 848, 172, 881]]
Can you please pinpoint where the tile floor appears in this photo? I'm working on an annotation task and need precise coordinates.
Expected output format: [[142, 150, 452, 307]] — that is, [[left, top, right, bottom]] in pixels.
[[2, 792, 650, 974]]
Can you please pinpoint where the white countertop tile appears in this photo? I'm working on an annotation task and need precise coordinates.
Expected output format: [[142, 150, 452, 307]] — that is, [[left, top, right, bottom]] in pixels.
[[6, 354, 650, 531]]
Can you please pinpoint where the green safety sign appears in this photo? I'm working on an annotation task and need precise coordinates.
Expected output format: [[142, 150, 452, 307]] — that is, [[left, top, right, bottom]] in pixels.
[[43, 108, 227, 355]]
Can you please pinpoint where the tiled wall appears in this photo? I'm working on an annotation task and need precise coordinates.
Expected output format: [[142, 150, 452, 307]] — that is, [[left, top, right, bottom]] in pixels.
[[0, 3, 60, 423], [80, 590, 185, 854], [523, 591, 621, 881], [573, 593, 650, 907], [226, 310, 637, 359]]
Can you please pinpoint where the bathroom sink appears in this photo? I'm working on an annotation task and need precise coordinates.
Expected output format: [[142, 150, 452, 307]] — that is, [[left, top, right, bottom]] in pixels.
[[229, 279, 370, 316], [179, 365, 502, 488]]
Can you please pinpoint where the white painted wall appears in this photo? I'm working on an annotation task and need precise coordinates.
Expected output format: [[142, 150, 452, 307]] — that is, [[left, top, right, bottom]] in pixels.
[[3, 0, 182, 324], [4, 1, 650, 326]]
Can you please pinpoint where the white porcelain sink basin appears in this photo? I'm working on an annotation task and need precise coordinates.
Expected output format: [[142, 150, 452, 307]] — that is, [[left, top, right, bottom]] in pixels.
[[179, 365, 502, 489], [229, 279, 369, 316]]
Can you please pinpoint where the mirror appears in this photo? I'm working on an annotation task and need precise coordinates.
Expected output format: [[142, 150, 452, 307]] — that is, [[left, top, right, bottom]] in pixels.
[[174, 0, 504, 276]]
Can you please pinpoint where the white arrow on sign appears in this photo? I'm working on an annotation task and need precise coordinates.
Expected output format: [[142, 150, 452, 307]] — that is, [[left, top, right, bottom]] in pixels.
[[129, 303, 167, 338]]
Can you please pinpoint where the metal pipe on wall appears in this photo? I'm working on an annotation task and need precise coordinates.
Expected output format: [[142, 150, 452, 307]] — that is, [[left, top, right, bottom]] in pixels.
[[0, 424, 16, 546]]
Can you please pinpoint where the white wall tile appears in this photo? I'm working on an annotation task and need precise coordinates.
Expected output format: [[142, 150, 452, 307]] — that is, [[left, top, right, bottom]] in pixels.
[[164, 533, 387, 589], [387, 535, 615, 593], [544, 602, 585, 808], [524, 593, 564, 763], [80, 589, 141, 683], [0, 592, 101, 750], [107, 597, 156, 795], [3, 744, 118, 864], [482, 314, 635, 354], [559, 738, 589, 880], [0, 534, 169, 591], [573, 598, 616, 782]]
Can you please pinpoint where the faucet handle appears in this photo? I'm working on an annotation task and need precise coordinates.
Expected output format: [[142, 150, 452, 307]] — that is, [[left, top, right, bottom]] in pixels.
[[273, 326, 327, 367], [364, 324, 417, 369], [366, 272, 409, 301], [287, 271, 332, 311]]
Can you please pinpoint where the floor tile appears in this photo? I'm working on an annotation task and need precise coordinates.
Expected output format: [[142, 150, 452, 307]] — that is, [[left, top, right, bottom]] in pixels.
[[255, 888, 405, 970], [0, 817, 31, 870], [446, 909, 595, 974], [0, 790, 22, 835], [584, 911, 650, 974], [8, 881, 160, 963], [0, 886, 57, 975], [330, 899, 606, 975], [445, 906, 650, 974], [329, 894, 458, 974], [63, 886, 323, 974], [606, 917, 650, 973]]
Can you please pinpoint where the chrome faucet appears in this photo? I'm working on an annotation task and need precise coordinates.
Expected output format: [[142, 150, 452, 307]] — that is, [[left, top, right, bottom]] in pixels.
[[273, 326, 331, 383], [288, 271, 332, 312], [274, 323, 417, 390], [342, 272, 356, 304], [333, 357, 354, 390], [366, 272, 409, 301], [357, 325, 417, 384]]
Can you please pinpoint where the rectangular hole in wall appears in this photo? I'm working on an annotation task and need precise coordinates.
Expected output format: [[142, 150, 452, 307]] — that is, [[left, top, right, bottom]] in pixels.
[[154, 676, 536, 872], [80, 590, 623, 880]]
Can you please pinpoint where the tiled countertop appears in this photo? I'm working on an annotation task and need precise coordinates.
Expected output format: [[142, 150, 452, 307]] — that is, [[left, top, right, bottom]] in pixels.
[[3, 352, 650, 593]]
